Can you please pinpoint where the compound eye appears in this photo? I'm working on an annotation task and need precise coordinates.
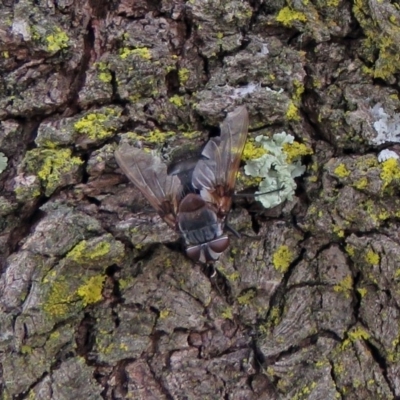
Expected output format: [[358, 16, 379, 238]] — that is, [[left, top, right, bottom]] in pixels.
[[208, 236, 230, 253], [186, 245, 202, 262]]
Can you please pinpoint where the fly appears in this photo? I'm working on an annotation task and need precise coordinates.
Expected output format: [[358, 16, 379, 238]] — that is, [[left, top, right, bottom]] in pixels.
[[115, 106, 249, 263]]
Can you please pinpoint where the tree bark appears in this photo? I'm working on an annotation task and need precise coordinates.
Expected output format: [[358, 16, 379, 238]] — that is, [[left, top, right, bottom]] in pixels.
[[1, 0, 400, 399]]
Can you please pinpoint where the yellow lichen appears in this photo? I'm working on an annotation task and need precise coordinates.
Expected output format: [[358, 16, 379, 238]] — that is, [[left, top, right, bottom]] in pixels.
[[282, 141, 313, 163], [292, 80, 305, 101], [119, 47, 152, 60], [77, 275, 106, 306], [380, 158, 400, 189], [276, 7, 307, 26], [332, 225, 345, 238], [357, 287, 367, 297], [74, 109, 121, 140], [242, 139, 267, 161], [42, 278, 74, 317], [221, 307, 233, 319], [178, 68, 190, 84], [353, 177, 368, 190], [237, 289, 256, 305], [333, 275, 353, 297], [46, 27, 69, 52], [286, 101, 301, 121], [96, 62, 112, 83], [159, 309, 170, 319], [345, 245, 355, 257], [365, 249, 380, 265], [272, 245, 294, 273], [341, 327, 370, 350], [67, 239, 111, 265], [334, 163, 350, 178], [169, 95, 185, 107], [126, 129, 175, 144], [23, 148, 83, 196]]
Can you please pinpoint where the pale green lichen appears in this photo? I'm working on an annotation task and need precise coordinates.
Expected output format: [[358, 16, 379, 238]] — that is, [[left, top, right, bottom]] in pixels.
[[272, 245, 294, 273], [244, 132, 307, 208], [0, 152, 7, 174], [46, 27, 69, 53], [77, 275, 106, 306]]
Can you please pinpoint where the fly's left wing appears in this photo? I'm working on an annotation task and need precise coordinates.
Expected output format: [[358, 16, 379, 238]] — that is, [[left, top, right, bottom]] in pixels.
[[115, 145, 182, 229], [192, 106, 249, 214]]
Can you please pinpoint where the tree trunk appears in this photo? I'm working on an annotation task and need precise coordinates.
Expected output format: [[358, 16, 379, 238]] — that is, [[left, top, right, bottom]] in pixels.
[[1, 0, 399, 398]]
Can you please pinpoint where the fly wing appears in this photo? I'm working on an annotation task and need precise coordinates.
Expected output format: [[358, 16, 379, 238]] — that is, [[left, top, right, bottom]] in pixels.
[[192, 106, 249, 209], [115, 145, 182, 228]]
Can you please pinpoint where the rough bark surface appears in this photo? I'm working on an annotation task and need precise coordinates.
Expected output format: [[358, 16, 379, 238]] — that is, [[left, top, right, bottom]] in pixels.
[[1, 0, 400, 399]]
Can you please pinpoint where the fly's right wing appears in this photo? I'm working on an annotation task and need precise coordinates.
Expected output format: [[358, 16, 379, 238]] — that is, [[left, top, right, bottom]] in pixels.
[[192, 106, 249, 213], [115, 144, 183, 229]]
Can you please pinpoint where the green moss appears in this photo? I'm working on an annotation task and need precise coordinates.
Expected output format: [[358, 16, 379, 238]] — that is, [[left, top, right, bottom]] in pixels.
[[77, 275, 106, 306], [23, 148, 83, 196], [273, 245, 294, 273], [276, 6, 307, 26], [67, 239, 111, 265], [46, 27, 69, 52], [365, 249, 380, 265], [380, 158, 400, 189], [178, 68, 190, 84], [169, 95, 185, 107], [334, 163, 350, 178], [282, 142, 313, 163], [74, 108, 121, 140], [119, 47, 152, 60], [286, 101, 301, 121]]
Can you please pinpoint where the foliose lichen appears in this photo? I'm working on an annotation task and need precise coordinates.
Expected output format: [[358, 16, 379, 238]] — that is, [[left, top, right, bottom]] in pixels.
[[244, 132, 311, 208]]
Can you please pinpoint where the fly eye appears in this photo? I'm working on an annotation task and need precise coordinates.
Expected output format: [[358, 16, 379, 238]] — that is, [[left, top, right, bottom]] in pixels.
[[186, 245, 202, 261], [208, 236, 230, 253]]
